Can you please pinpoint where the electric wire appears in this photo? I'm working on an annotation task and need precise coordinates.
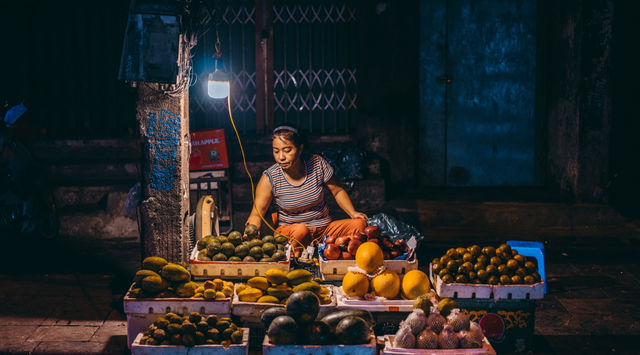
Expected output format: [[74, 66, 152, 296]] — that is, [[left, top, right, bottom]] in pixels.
[[226, 96, 305, 255]]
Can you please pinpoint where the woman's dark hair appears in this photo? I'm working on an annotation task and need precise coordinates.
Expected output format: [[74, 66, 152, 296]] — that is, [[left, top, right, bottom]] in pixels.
[[272, 125, 306, 148]]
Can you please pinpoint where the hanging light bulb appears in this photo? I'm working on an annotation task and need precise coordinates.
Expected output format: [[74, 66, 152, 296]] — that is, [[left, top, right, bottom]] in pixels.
[[208, 55, 229, 99]]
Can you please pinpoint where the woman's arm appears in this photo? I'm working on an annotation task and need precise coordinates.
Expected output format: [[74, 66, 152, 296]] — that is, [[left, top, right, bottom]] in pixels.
[[244, 174, 274, 236], [325, 175, 368, 220]]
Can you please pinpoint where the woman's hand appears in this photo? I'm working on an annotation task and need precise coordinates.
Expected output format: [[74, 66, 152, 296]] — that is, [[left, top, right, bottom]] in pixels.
[[350, 212, 368, 221]]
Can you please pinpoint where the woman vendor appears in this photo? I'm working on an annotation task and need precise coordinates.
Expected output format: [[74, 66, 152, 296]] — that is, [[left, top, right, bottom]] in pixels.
[[243, 125, 368, 257]]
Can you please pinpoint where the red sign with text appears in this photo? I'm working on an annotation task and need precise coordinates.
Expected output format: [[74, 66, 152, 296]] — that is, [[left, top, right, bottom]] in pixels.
[[189, 128, 230, 170]]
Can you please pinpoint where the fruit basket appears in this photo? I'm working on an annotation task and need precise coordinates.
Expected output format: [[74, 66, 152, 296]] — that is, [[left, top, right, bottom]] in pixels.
[[124, 284, 232, 348], [319, 257, 418, 281], [381, 335, 496, 355], [131, 328, 249, 355], [334, 286, 414, 312], [262, 334, 377, 355], [232, 284, 337, 321], [190, 244, 292, 280]]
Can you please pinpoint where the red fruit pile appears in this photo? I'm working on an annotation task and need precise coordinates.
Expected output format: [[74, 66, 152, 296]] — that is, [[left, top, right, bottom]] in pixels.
[[322, 226, 410, 261]]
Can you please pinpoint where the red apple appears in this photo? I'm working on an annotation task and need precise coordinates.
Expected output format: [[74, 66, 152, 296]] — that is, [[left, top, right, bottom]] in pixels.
[[335, 236, 351, 246], [352, 232, 368, 243], [324, 243, 341, 260], [325, 236, 337, 245], [341, 251, 354, 260], [394, 239, 409, 252], [390, 249, 400, 259], [336, 236, 351, 252], [382, 251, 391, 260], [364, 226, 381, 240], [368, 239, 379, 245], [381, 239, 393, 250], [381, 235, 391, 242], [347, 239, 363, 256]]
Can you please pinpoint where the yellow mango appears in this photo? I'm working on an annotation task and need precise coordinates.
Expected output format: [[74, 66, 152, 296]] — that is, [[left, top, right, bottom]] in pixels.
[[238, 288, 263, 302], [265, 269, 288, 285], [247, 277, 269, 291]]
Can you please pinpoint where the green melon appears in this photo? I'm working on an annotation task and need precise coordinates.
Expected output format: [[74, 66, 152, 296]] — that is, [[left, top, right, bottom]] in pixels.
[[262, 235, 275, 244], [271, 251, 286, 262], [250, 246, 264, 260], [263, 243, 276, 256], [212, 253, 228, 261], [221, 242, 236, 257], [228, 231, 243, 246], [206, 241, 221, 257], [235, 245, 249, 258]]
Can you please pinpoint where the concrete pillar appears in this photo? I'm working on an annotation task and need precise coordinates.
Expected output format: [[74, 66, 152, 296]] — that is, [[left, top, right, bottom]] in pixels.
[[136, 84, 190, 264]]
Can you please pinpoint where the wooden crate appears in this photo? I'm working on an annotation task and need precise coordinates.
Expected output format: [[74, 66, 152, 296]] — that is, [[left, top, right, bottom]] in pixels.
[[131, 328, 249, 355], [189, 245, 292, 280]]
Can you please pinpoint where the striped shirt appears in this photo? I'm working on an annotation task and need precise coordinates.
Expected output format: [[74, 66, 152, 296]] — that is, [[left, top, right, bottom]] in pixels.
[[264, 154, 334, 228]]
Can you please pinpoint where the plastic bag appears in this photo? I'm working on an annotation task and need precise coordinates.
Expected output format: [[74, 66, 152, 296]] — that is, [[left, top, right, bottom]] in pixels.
[[320, 145, 366, 181], [367, 213, 424, 245], [123, 182, 142, 215]]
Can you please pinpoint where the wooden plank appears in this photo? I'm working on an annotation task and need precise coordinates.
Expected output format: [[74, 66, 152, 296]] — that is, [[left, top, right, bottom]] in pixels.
[[255, 0, 274, 133]]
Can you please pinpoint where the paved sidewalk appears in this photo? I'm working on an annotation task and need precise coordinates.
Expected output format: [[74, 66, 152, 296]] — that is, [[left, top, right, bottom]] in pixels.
[[0, 273, 129, 354]]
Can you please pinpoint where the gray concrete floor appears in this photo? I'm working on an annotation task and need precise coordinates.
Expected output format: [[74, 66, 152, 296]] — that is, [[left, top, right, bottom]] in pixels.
[[1, 214, 639, 354]]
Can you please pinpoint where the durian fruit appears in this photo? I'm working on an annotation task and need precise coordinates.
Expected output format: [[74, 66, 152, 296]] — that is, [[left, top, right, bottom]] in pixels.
[[446, 308, 470, 332], [437, 324, 460, 349], [405, 309, 428, 336], [426, 306, 446, 334], [416, 326, 438, 349], [393, 321, 416, 349]]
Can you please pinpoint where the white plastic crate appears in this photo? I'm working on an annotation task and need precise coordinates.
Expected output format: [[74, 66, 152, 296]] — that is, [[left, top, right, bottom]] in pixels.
[[429, 264, 544, 300], [262, 334, 376, 355], [190, 245, 292, 280], [334, 286, 414, 312], [231, 284, 337, 322], [381, 335, 496, 355], [131, 328, 249, 355], [124, 284, 232, 349], [319, 256, 418, 281]]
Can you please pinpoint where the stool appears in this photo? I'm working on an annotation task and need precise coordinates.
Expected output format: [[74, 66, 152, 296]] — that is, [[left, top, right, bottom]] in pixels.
[[507, 240, 547, 294]]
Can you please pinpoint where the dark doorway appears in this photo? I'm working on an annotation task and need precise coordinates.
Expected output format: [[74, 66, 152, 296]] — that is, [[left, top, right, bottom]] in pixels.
[[419, 0, 540, 186]]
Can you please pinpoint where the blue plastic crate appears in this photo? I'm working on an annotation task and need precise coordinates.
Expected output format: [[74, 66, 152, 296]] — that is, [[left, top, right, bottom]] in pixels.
[[507, 240, 547, 294]]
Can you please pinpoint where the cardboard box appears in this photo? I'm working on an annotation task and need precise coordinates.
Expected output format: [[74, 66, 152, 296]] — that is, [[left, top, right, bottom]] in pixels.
[[456, 298, 535, 354], [189, 128, 229, 170]]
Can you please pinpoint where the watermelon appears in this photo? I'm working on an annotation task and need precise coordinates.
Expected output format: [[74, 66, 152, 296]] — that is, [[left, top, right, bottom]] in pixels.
[[321, 309, 375, 333], [261, 307, 288, 329], [335, 316, 371, 345], [286, 291, 319, 327], [267, 316, 298, 345], [300, 320, 333, 345]]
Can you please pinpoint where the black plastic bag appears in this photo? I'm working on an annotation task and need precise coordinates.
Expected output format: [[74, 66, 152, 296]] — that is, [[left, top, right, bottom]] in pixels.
[[320, 145, 366, 181], [367, 213, 424, 245]]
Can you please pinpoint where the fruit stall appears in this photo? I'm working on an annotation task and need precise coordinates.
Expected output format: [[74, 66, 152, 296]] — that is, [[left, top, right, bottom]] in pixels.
[[124, 211, 547, 354]]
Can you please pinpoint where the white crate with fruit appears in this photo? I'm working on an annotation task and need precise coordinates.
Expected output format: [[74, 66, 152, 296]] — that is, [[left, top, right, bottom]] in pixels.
[[318, 225, 418, 281]]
